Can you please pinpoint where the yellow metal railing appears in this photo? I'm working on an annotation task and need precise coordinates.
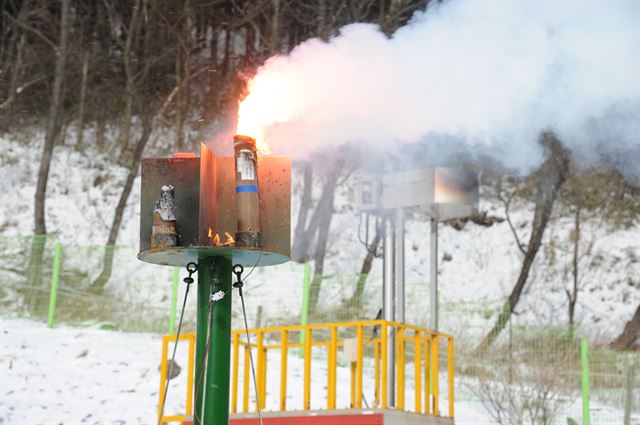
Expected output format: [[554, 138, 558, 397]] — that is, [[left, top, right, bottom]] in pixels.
[[158, 320, 454, 423], [158, 333, 195, 424]]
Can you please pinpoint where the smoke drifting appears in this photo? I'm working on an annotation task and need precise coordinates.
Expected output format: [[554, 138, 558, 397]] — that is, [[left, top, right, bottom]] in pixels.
[[238, 0, 639, 177]]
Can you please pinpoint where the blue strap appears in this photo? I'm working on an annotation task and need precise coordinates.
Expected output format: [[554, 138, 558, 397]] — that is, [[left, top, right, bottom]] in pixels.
[[236, 185, 258, 193]]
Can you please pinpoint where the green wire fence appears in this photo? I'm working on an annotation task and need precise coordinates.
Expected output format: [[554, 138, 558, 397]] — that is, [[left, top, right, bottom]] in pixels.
[[0, 234, 637, 424]]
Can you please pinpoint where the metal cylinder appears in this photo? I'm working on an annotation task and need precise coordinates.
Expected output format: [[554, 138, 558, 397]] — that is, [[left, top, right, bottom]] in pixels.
[[430, 219, 438, 331], [395, 208, 405, 324], [233, 135, 262, 248], [195, 257, 232, 425]]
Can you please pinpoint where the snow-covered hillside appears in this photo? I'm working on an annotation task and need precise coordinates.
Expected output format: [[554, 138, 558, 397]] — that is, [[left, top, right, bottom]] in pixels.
[[1, 136, 637, 343]]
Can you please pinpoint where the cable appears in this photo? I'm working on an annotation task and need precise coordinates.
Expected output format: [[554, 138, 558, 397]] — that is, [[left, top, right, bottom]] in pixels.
[[193, 299, 213, 425], [157, 262, 198, 425], [233, 264, 264, 425], [240, 198, 268, 283]]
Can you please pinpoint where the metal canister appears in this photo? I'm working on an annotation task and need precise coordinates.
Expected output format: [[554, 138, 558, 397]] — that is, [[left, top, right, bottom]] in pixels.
[[233, 135, 262, 248]]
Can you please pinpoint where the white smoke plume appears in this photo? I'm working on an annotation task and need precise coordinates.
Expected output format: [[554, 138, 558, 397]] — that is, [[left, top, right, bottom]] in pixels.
[[238, 0, 639, 177]]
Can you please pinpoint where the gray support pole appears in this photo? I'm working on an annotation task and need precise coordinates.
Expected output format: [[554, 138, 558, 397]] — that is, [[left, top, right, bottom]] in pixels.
[[430, 218, 438, 331], [383, 216, 396, 407], [395, 208, 405, 324]]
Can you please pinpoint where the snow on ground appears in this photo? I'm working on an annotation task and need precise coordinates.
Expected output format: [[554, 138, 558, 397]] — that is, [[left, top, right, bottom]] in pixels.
[[1, 318, 496, 424], [0, 135, 638, 424]]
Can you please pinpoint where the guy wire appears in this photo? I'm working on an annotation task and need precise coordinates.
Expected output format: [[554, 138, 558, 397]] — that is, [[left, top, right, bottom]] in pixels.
[[157, 265, 195, 425]]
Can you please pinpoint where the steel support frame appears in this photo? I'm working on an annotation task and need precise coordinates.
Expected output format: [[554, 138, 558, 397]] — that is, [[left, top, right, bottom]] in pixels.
[[383, 217, 396, 407]]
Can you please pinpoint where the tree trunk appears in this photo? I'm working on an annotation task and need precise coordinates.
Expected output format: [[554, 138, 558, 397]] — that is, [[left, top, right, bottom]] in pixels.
[[568, 207, 580, 337], [27, 0, 71, 312], [317, 0, 330, 41], [90, 119, 153, 291], [307, 161, 344, 314], [349, 221, 383, 309], [0, 33, 26, 132], [96, 107, 107, 150], [475, 133, 569, 354], [291, 162, 314, 261], [34, 0, 71, 236], [307, 205, 334, 315], [269, 0, 281, 54], [116, 0, 143, 158], [174, 43, 185, 149], [611, 305, 640, 350], [76, 48, 90, 150]]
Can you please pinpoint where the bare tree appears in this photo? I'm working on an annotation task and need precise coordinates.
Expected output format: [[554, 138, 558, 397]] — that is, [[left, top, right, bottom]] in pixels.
[[90, 66, 208, 292], [25, 0, 72, 312], [348, 219, 383, 309], [611, 304, 640, 350], [469, 339, 577, 425], [476, 133, 570, 354], [307, 158, 347, 313], [291, 162, 314, 261]]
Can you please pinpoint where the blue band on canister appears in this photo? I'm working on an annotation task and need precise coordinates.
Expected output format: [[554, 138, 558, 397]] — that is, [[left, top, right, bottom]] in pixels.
[[236, 185, 258, 193]]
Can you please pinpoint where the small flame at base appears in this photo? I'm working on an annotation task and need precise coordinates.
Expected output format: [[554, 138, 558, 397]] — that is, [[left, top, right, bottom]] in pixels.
[[207, 228, 236, 247]]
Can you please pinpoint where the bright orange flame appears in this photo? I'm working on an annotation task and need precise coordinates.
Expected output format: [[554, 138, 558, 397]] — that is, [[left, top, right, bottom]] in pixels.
[[237, 70, 295, 154], [224, 232, 235, 245], [208, 228, 236, 247]]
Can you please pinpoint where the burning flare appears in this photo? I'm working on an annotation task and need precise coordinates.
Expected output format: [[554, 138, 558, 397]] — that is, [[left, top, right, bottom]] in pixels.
[[237, 69, 295, 154], [207, 228, 236, 247]]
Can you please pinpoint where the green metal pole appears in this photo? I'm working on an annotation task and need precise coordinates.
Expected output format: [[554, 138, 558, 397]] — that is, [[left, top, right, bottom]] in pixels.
[[204, 257, 232, 424], [623, 364, 635, 425], [194, 256, 233, 425], [47, 242, 62, 329], [299, 262, 311, 356], [580, 339, 591, 425], [168, 267, 180, 334], [195, 259, 212, 421]]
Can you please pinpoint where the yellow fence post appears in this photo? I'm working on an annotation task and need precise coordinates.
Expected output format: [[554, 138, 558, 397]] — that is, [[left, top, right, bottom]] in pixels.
[[432, 336, 439, 416], [350, 361, 356, 407], [397, 327, 405, 410], [186, 334, 194, 418], [448, 336, 454, 418], [381, 322, 388, 409], [356, 324, 364, 408], [280, 330, 288, 411], [155, 322, 454, 421], [158, 336, 169, 424], [328, 325, 338, 410], [415, 331, 422, 413], [424, 337, 431, 414], [374, 339, 380, 407], [243, 344, 250, 413], [256, 332, 265, 412], [231, 332, 239, 413], [260, 345, 267, 408], [304, 327, 312, 410]]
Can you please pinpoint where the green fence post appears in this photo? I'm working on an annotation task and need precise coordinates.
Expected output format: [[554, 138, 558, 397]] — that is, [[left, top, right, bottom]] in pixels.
[[624, 364, 635, 425], [581, 339, 591, 425], [299, 262, 311, 356], [47, 242, 62, 329], [168, 267, 180, 334]]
